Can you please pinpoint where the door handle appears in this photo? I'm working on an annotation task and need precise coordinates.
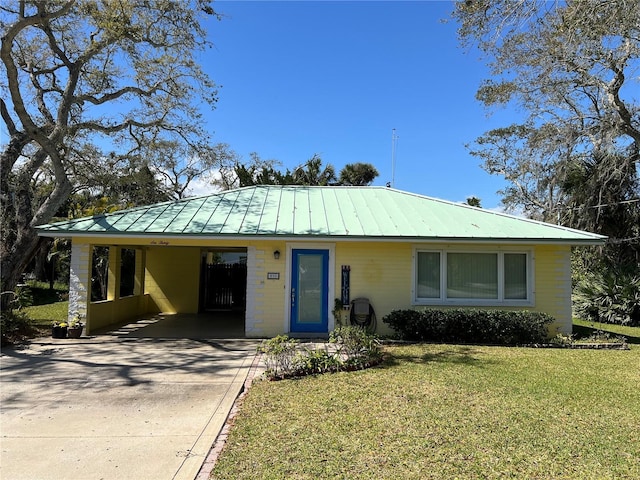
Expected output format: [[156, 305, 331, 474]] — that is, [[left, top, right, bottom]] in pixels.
[[291, 287, 296, 307]]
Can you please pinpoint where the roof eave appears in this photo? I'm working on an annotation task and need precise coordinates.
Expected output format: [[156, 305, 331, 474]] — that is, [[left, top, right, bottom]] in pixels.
[[36, 229, 607, 245]]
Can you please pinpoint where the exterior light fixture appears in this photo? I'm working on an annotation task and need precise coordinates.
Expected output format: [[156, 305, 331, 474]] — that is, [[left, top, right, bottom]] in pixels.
[[274, 250, 280, 260]]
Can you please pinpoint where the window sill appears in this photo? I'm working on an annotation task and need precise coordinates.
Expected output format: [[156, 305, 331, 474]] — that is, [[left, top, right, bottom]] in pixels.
[[413, 299, 534, 308]]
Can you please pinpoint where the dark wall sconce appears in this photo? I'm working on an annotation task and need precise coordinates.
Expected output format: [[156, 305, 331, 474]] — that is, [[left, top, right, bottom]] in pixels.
[[273, 250, 280, 260]]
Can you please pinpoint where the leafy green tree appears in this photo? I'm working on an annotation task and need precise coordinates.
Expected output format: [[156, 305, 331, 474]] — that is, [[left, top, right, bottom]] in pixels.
[[210, 145, 382, 192], [338, 162, 379, 186], [1, 0, 219, 292], [230, 153, 379, 188], [453, 0, 640, 268], [292, 154, 337, 186], [234, 153, 295, 187]]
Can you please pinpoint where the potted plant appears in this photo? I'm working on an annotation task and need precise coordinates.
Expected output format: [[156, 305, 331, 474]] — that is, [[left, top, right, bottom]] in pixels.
[[67, 313, 84, 339], [52, 321, 68, 339]]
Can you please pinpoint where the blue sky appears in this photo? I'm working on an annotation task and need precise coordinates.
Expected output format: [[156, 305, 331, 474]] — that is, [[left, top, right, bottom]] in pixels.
[[201, 0, 519, 209], [0, 1, 519, 209]]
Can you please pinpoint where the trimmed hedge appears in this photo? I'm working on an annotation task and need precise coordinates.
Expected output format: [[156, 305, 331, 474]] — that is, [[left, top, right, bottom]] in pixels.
[[382, 309, 554, 345]]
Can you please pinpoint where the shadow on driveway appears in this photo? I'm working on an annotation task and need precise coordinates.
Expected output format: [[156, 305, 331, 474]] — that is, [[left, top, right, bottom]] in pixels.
[[0, 325, 259, 480]]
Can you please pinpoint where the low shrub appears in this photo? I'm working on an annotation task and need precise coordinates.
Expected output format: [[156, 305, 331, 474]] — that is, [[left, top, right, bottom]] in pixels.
[[259, 327, 383, 380], [573, 270, 640, 327], [1, 290, 37, 346], [257, 335, 299, 378], [330, 325, 383, 369], [549, 333, 575, 347], [382, 308, 554, 345], [329, 325, 382, 359], [293, 347, 340, 375]]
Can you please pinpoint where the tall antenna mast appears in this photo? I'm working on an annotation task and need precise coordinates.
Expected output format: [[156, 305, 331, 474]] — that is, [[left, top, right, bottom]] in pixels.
[[391, 128, 399, 188]]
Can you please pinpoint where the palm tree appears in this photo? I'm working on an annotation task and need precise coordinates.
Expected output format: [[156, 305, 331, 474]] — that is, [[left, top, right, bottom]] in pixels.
[[292, 155, 337, 186], [338, 162, 379, 186]]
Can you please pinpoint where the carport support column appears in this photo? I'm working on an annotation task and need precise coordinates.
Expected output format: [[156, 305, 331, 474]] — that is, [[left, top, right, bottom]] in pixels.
[[107, 246, 120, 301], [245, 246, 261, 336], [69, 242, 91, 331]]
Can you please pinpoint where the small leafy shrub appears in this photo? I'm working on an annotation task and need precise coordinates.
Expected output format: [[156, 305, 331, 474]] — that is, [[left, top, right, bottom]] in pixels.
[[581, 330, 627, 345], [14, 285, 33, 308], [260, 328, 383, 380], [573, 270, 640, 326], [257, 335, 299, 378], [550, 333, 574, 347], [294, 347, 340, 374], [382, 309, 554, 345], [329, 325, 381, 358], [1, 291, 36, 346]]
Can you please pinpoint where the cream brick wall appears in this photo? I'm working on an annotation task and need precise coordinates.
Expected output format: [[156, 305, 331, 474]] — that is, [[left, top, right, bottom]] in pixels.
[[335, 242, 573, 336], [247, 242, 287, 337], [533, 244, 572, 335], [335, 242, 413, 336], [68, 242, 91, 324], [66, 236, 575, 337]]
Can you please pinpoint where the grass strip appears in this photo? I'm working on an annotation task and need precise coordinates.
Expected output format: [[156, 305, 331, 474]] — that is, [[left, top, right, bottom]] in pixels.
[[573, 318, 640, 344], [23, 301, 69, 329]]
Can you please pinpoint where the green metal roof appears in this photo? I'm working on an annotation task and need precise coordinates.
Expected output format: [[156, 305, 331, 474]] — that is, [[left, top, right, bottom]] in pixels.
[[36, 186, 606, 244]]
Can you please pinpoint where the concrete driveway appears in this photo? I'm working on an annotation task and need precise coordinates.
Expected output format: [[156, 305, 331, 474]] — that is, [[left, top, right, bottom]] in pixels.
[[1, 332, 259, 480]]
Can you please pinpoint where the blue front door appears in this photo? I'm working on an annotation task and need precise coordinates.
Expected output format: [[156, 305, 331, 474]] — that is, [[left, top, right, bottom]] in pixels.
[[290, 249, 329, 333]]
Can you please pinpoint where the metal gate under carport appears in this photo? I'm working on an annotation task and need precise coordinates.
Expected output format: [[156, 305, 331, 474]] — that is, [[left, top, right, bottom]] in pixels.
[[199, 260, 247, 312]]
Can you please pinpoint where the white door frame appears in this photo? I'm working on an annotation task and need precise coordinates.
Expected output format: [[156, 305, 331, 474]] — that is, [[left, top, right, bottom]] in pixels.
[[284, 242, 336, 334]]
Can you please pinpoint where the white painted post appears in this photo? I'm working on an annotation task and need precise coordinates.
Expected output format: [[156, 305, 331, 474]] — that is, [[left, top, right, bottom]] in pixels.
[[68, 242, 91, 331], [245, 246, 261, 336]]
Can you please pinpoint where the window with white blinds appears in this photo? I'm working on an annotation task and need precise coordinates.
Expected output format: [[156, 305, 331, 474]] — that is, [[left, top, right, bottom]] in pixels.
[[415, 250, 531, 305]]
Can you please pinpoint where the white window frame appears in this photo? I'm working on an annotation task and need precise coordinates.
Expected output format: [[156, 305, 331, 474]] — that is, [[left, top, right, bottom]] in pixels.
[[412, 247, 534, 307]]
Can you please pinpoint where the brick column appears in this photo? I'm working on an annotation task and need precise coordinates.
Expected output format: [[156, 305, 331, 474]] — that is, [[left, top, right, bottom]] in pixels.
[[245, 246, 263, 336], [68, 242, 91, 329]]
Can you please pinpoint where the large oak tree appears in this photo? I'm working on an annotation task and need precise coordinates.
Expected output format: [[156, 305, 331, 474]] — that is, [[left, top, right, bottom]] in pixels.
[[1, 0, 219, 291], [453, 0, 639, 266]]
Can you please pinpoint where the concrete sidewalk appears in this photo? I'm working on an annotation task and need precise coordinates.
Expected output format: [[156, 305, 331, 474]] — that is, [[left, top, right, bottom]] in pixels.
[[0, 335, 259, 480]]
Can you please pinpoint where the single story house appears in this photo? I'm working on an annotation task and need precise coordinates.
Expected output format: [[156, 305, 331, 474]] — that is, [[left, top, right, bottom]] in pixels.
[[37, 185, 606, 337]]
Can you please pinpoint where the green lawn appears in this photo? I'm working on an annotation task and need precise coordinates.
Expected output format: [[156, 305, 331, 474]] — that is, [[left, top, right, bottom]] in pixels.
[[212, 342, 640, 479], [17, 282, 69, 337], [23, 301, 69, 326], [21, 301, 68, 339]]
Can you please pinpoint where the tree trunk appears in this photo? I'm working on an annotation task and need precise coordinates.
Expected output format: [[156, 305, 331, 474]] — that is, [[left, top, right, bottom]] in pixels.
[[0, 226, 41, 293], [0, 155, 70, 293], [32, 238, 53, 284]]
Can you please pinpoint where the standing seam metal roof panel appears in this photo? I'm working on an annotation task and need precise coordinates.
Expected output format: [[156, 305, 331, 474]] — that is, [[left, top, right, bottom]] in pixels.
[[35, 185, 607, 244], [308, 188, 330, 235], [297, 188, 308, 234], [237, 186, 266, 234], [122, 204, 170, 233], [255, 187, 279, 234], [337, 189, 364, 236], [167, 197, 208, 233], [275, 188, 295, 235], [352, 188, 384, 236], [202, 190, 241, 234], [183, 195, 222, 234], [107, 207, 152, 232], [323, 188, 348, 235], [219, 187, 256, 234], [146, 201, 190, 233]]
